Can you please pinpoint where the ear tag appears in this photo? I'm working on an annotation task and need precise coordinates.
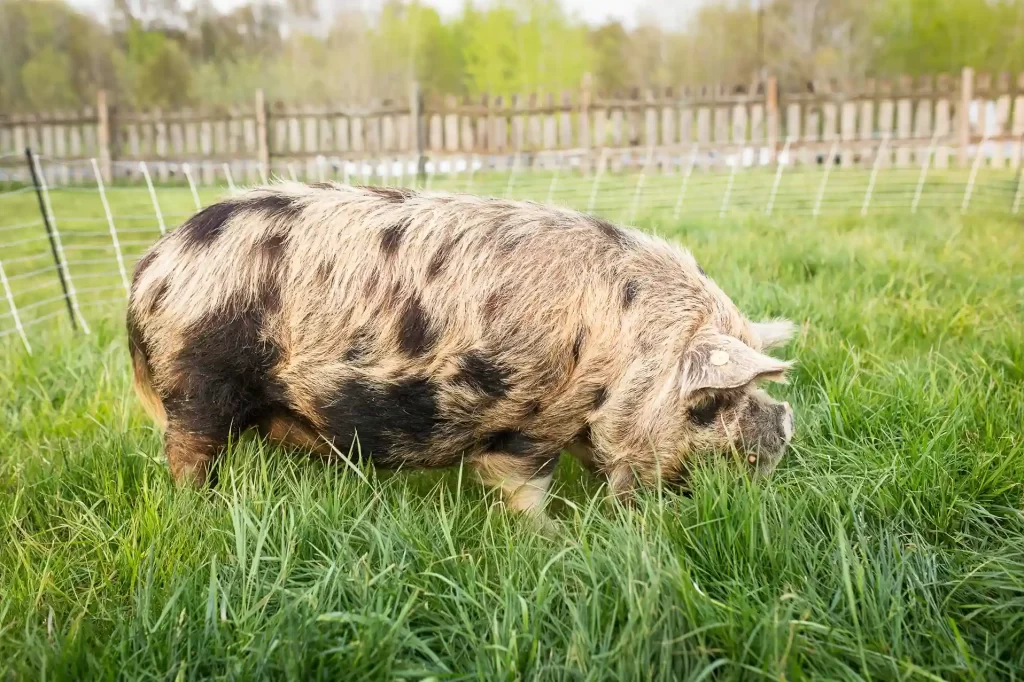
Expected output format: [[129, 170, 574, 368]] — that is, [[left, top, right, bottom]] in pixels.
[[710, 350, 730, 366]]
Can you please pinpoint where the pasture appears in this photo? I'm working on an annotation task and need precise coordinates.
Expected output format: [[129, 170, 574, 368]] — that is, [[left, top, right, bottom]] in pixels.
[[1, 170, 1023, 680]]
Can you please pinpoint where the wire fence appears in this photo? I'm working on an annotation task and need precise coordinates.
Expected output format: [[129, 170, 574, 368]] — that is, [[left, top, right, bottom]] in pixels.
[[1, 143, 1022, 353]]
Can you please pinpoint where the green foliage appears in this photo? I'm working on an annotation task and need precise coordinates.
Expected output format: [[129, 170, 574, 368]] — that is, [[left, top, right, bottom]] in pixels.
[[20, 47, 78, 110], [0, 0, 120, 110], [463, 0, 591, 96], [374, 1, 464, 96], [871, 0, 1024, 75], [1, 0, 1023, 111], [123, 24, 194, 109], [589, 21, 631, 93]]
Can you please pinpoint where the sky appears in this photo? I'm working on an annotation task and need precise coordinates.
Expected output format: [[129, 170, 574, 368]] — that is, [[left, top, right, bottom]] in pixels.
[[67, 0, 700, 30]]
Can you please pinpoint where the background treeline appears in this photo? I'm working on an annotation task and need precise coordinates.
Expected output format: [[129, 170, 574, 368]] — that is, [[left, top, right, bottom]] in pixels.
[[1, 0, 1023, 112]]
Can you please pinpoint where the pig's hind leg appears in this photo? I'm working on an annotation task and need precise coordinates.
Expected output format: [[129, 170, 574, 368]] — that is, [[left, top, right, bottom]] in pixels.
[[159, 311, 285, 487], [471, 431, 560, 522]]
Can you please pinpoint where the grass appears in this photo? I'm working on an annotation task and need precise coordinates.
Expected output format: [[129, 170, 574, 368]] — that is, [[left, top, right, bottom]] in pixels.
[[1, 170, 1024, 680]]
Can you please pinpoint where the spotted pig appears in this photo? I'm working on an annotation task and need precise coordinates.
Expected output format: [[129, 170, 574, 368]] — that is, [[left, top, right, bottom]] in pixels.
[[127, 182, 797, 519]]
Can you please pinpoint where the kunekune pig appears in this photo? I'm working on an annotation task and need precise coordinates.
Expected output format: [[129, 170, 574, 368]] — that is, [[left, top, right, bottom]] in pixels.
[[127, 183, 796, 520]]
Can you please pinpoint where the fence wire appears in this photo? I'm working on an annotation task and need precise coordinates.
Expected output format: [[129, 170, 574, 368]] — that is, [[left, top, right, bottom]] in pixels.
[[1, 146, 1021, 352]]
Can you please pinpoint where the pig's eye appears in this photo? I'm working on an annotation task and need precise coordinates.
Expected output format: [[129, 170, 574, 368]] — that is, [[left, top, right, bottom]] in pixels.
[[688, 393, 732, 427]]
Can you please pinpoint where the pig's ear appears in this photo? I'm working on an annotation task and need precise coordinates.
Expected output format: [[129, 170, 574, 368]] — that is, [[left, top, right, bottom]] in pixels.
[[680, 333, 792, 396], [750, 319, 796, 350]]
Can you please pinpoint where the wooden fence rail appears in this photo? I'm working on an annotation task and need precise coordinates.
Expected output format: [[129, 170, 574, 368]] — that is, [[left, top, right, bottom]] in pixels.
[[2, 67, 1024, 185]]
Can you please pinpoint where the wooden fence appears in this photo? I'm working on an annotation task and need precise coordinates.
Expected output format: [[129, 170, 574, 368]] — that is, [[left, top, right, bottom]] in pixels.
[[2, 67, 1024, 185]]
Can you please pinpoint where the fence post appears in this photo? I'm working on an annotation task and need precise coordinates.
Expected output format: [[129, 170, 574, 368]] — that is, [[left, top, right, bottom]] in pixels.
[[139, 161, 167, 235], [911, 132, 939, 214], [861, 133, 889, 216], [503, 152, 521, 199], [587, 147, 608, 213], [958, 67, 974, 168], [629, 145, 654, 224], [182, 163, 201, 210], [25, 147, 78, 331], [813, 141, 839, 218], [222, 163, 237, 193], [410, 81, 426, 186], [673, 144, 699, 220], [766, 136, 792, 216], [0, 259, 31, 353], [545, 150, 563, 205], [765, 75, 779, 164], [255, 89, 270, 182], [1013, 134, 1024, 214], [97, 90, 113, 184], [961, 132, 987, 214], [465, 153, 477, 192], [91, 157, 130, 296], [719, 149, 740, 218]]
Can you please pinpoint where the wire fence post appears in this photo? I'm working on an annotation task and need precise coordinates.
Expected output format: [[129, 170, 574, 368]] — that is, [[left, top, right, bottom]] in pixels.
[[450, 156, 460, 188], [465, 154, 477, 192], [961, 134, 987, 215], [139, 162, 166, 235], [397, 155, 410, 188], [288, 163, 300, 183], [395, 157, 405, 187], [504, 152, 521, 199], [182, 163, 202, 210], [813, 141, 839, 218], [222, 163, 237, 194], [911, 132, 939, 214], [1013, 173, 1024, 214], [258, 163, 269, 185], [673, 145, 699, 221], [629, 145, 654, 224], [861, 133, 890, 216], [317, 155, 327, 184], [91, 158, 130, 296], [587, 148, 608, 214], [25, 148, 87, 333], [719, 149, 742, 218], [765, 137, 792, 216], [545, 151, 563, 205], [0, 259, 31, 353]]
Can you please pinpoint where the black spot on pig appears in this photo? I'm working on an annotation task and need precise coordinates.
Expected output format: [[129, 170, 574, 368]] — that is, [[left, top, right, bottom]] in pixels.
[[454, 351, 510, 398], [397, 295, 437, 357]]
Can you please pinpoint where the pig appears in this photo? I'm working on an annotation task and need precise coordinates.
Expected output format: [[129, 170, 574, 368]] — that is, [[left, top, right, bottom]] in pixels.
[[127, 182, 796, 520]]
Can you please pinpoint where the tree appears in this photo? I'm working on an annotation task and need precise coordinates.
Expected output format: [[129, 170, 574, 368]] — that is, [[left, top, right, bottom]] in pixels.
[[5, 0, 1024, 114], [124, 24, 193, 108], [0, 0, 121, 111], [20, 47, 78, 110], [590, 22, 630, 93], [372, 1, 464, 98], [462, 0, 590, 97], [870, 0, 1024, 76], [765, 0, 874, 86]]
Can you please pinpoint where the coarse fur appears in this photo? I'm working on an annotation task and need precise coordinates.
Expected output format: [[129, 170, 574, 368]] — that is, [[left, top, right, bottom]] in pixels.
[[127, 182, 798, 516]]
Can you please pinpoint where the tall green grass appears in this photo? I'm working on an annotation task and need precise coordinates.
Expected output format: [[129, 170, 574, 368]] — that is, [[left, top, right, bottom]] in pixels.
[[1, 180, 1023, 679]]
